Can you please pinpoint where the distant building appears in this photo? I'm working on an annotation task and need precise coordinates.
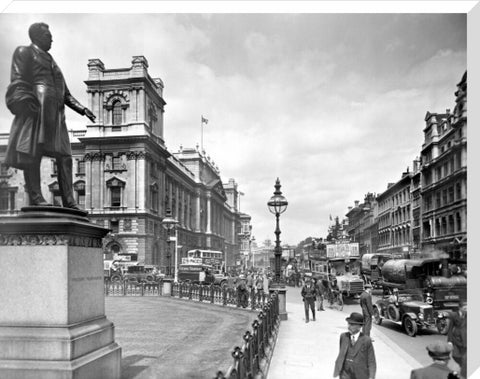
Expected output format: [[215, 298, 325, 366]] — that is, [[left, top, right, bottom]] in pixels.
[[0, 56, 251, 271], [420, 72, 467, 262], [376, 171, 413, 258], [345, 193, 377, 256]]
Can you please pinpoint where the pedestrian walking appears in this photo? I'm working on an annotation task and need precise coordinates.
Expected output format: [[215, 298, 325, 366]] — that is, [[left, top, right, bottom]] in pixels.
[[255, 274, 265, 303], [333, 312, 376, 379], [236, 275, 248, 308], [314, 277, 325, 311], [301, 273, 317, 323], [447, 303, 467, 378], [410, 341, 458, 379], [359, 284, 374, 337]]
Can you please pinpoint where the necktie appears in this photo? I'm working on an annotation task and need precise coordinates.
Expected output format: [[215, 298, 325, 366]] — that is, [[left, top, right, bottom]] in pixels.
[[351, 335, 356, 346]]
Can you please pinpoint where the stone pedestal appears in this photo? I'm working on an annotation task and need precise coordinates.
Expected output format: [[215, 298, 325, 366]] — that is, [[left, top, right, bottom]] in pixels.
[[0, 207, 121, 379], [269, 283, 288, 321]]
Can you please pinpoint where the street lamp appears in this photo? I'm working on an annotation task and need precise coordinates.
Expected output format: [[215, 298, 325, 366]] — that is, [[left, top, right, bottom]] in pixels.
[[267, 178, 288, 284], [162, 208, 179, 282], [250, 236, 256, 268]]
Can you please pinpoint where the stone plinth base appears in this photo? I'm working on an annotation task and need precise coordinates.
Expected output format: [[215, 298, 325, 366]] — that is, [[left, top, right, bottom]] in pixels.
[[269, 284, 288, 320], [0, 207, 121, 378], [0, 317, 121, 379]]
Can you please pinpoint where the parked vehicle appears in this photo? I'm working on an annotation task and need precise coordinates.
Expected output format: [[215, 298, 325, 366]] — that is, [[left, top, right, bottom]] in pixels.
[[379, 257, 466, 334], [123, 264, 164, 283], [360, 253, 394, 287], [373, 286, 436, 337], [178, 259, 215, 284], [212, 270, 230, 287]]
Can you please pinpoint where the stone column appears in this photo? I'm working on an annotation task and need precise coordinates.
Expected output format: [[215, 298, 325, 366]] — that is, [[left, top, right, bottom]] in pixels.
[[0, 207, 121, 379]]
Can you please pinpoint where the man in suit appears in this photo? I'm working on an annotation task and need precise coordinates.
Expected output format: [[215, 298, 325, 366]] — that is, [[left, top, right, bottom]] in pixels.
[[410, 341, 457, 379], [301, 273, 317, 323], [333, 312, 376, 379], [5, 22, 95, 209], [359, 284, 374, 337]]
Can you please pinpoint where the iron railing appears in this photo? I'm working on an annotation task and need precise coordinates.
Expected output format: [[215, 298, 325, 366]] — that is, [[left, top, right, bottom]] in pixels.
[[104, 280, 271, 310], [214, 291, 280, 379]]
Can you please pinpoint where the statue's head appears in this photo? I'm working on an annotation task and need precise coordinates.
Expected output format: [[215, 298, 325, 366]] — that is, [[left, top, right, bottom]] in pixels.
[[29, 22, 52, 52]]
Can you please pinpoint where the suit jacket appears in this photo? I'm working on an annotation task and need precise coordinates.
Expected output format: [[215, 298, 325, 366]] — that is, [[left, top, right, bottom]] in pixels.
[[334, 332, 376, 379], [359, 291, 374, 317], [5, 44, 86, 168], [301, 282, 317, 301], [410, 362, 452, 379]]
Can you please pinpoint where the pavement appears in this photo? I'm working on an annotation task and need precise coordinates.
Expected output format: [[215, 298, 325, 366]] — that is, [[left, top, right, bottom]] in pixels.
[[267, 286, 422, 379]]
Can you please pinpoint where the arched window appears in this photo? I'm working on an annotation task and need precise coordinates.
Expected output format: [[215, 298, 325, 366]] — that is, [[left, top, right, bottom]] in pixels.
[[112, 100, 122, 125]]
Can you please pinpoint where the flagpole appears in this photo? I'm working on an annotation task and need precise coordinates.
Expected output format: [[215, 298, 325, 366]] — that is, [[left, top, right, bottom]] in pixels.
[[201, 115, 203, 152]]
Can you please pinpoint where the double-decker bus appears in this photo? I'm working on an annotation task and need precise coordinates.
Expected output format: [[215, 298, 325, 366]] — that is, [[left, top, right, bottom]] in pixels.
[[187, 249, 224, 272]]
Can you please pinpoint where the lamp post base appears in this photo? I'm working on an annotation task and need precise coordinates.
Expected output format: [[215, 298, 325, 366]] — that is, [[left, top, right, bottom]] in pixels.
[[269, 283, 288, 321]]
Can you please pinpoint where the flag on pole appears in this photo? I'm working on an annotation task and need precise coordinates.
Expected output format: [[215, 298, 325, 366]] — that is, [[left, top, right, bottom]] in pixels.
[[201, 116, 209, 124], [329, 214, 333, 221]]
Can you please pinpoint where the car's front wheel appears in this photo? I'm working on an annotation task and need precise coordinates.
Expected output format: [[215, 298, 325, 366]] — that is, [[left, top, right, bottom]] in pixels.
[[403, 316, 418, 337]]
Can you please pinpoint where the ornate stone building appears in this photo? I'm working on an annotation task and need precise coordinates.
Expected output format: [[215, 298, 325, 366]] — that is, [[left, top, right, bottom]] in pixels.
[[376, 170, 413, 258], [420, 72, 467, 262], [0, 56, 250, 272]]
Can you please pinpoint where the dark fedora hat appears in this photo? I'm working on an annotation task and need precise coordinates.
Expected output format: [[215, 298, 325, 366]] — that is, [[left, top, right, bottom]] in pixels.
[[426, 341, 452, 360], [346, 312, 364, 325]]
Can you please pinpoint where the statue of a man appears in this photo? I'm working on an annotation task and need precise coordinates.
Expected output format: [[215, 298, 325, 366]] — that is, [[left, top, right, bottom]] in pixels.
[[4, 22, 95, 210]]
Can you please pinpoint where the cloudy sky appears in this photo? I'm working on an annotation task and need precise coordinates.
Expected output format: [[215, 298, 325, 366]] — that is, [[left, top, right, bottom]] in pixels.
[[0, 4, 468, 246]]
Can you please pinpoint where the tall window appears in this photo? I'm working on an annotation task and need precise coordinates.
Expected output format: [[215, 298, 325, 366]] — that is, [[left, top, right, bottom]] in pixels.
[[456, 183, 462, 200], [448, 215, 454, 234], [111, 187, 121, 207], [74, 181, 85, 209], [150, 183, 159, 212], [77, 159, 85, 175], [112, 100, 122, 126]]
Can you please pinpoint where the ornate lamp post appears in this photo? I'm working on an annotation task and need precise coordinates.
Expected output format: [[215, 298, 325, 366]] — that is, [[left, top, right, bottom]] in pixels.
[[267, 178, 288, 320], [162, 208, 179, 282], [267, 178, 288, 283]]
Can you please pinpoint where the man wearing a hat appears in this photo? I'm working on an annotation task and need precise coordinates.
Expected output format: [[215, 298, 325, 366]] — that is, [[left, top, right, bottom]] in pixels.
[[359, 283, 374, 337], [410, 341, 457, 379], [333, 312, 376, 379], [301, 273, 317, 323]]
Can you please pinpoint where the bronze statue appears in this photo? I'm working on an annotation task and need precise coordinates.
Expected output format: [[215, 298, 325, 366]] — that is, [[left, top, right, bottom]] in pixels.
[[4, 22, 95, 209]]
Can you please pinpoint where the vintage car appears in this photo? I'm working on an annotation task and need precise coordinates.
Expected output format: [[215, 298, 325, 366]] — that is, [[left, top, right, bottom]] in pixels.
[[123, 264, 164, 283], [372, 287, 437, 337]]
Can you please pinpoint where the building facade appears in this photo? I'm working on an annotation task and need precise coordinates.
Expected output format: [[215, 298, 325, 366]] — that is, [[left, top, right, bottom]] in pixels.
[[420, 72, 467, 262], [376, 170, 413, 258], [0, 56, 251, 272]]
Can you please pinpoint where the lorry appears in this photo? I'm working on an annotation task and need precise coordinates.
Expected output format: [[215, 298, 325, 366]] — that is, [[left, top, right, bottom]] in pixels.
[[312, 242, 364, 298], [178, 257, 215, 284], [374, 256, 467, 335], [360, 253, 394, 287]]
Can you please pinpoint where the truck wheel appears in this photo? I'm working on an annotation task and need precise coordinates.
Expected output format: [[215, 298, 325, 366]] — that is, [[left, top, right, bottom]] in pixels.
[[403, 316, 418, 337], [220, 280, 228, 288], [373, 306, 382, 325], [436, 317, 451, 335]]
